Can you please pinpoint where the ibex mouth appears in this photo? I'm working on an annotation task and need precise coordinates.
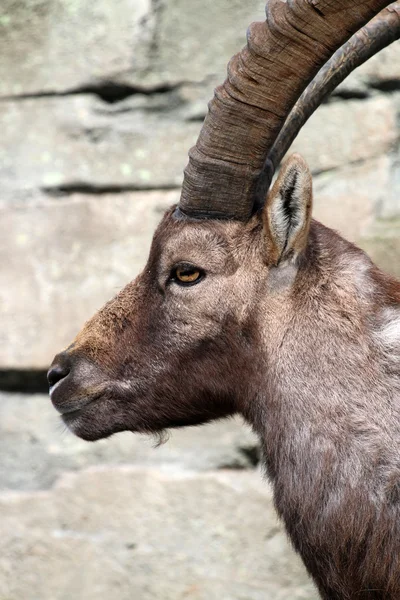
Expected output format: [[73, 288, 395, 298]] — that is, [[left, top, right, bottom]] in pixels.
[[60, 406, 85, 423], [51, 388, 103, 416], [59, 393, 101, 423], [47, 350, 109, 417], [59, 399, 100, 439]]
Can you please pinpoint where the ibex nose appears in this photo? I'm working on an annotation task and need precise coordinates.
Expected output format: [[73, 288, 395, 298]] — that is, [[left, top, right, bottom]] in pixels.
[[48, 349, 105, 416], [47, 352, 71, 391]]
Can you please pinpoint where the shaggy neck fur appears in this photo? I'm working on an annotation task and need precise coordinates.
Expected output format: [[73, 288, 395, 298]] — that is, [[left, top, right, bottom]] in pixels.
[[244, 221, 400, 600]]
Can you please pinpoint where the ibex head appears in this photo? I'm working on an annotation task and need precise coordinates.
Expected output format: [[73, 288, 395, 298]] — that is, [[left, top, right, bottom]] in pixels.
[[48, 0, 399, 442], [48, 155, 312, 440]]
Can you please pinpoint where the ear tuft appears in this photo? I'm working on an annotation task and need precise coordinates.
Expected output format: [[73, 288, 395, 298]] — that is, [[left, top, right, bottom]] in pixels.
[[264, 154, 312, 266]]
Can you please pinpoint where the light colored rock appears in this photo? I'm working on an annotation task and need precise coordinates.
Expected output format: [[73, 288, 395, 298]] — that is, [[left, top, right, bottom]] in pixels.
[[350, 41, 400, 86], [0, 466, 318, 600], [311, 154, 400, 279], [0, 0, 150, 96], [308, 157, 400, 278], [291, 95, 398, 174], [0, 190, 177, 368], [335, 42, 400, 97], [312, 156, 390, 243], [0, 95, 202, 196], [131, 0, 266, 87], [0, 0, 266, 96], [377, 155, 400, 220], [0, 392, 259, 491], [359, 218, 400, 279]]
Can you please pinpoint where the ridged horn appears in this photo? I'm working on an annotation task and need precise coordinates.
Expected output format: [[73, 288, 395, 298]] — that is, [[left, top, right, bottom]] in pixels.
[[256, 1, 400, 203], [178, 0, 396, 221]]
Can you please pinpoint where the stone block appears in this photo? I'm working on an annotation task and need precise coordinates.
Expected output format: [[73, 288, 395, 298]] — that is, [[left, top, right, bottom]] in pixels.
[[349, 41, 400, 88], [359, 218, 400, 279], [291, 95, 398, 174], [0, 0, 266, 96], [312, 156, 390, 243], [0, 466, 318, 600], [131, 0, 266, 87], [0, 0, 150, 96], [0, 190, 177, 368], [2, 0, 398, 100], [0, 95, 202, 196]]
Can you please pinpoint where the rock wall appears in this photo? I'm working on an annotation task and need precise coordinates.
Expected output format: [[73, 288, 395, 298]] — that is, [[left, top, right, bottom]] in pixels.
[[0, 2, 399, 599]]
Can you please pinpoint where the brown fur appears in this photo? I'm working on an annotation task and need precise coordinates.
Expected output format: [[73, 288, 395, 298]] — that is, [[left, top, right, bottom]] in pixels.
[[49, 156, 400, 599]]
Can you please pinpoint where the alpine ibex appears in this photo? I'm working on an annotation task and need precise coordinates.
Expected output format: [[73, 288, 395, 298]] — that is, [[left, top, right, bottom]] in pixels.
[[48, 2, 400, 598]]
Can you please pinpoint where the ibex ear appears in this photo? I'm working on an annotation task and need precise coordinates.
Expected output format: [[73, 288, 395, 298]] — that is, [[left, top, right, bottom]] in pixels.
[[263, 154, 312, 266]]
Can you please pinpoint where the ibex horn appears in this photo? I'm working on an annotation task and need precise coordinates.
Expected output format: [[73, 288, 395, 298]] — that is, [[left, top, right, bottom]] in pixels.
[[178, 0, 397, 221]]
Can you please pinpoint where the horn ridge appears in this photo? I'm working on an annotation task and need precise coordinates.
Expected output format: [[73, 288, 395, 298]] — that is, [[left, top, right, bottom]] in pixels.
[[179, 0, 395, 221], [258, 1, 400, 203]]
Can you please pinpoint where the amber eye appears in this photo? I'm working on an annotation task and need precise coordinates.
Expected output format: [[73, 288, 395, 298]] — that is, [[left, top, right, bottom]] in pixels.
[[173, 264, 204, 286]]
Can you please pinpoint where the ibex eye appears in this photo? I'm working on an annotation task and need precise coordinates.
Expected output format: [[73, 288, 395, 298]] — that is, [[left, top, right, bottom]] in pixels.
[[172, 264, 204, 286]]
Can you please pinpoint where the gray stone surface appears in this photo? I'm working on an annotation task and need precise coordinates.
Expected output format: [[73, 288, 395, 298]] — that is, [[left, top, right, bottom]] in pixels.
[[0, 94, 201, 196], [339, 41, 400, 93], [377, 155, 400, 220], [0, 465, 318, 600], [131, 0, 266, 88], [312, 156, 390, 243], [0, 0, 266, 96], [291, 95, 398, 174], [0, 0, 150, 96], [0, 392, 259, 491], [360, 217, 400, 279], [0, 190, 176, 368]]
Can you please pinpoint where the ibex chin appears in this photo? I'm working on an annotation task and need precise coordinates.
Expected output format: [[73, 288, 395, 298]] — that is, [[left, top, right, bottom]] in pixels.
[[48, 1, 400, 598]]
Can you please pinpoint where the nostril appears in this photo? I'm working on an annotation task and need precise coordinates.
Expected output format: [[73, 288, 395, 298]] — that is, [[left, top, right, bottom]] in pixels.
[[47, 364, 70, 388]]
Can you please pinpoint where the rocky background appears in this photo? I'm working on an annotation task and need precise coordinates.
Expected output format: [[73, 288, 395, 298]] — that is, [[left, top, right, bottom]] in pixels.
[[0, 1, 399, 599]]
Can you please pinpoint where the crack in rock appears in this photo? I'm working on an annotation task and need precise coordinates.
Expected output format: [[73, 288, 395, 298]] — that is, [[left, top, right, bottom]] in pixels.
[[41, 182, 182, 197], [0, 80, 189, 105]]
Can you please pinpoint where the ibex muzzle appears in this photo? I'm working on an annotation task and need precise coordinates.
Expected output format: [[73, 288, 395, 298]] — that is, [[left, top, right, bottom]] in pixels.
[[48, 2, 400, 599]]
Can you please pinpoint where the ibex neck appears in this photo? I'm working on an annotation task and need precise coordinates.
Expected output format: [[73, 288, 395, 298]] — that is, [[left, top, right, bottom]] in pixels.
[[252, 221, 400, 470], [244, 221, 400, 597]]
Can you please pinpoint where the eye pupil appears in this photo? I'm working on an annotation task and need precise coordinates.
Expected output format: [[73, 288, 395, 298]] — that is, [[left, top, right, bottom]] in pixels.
[[174, 265, 203, 285], [177, 268, 199, 282]]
